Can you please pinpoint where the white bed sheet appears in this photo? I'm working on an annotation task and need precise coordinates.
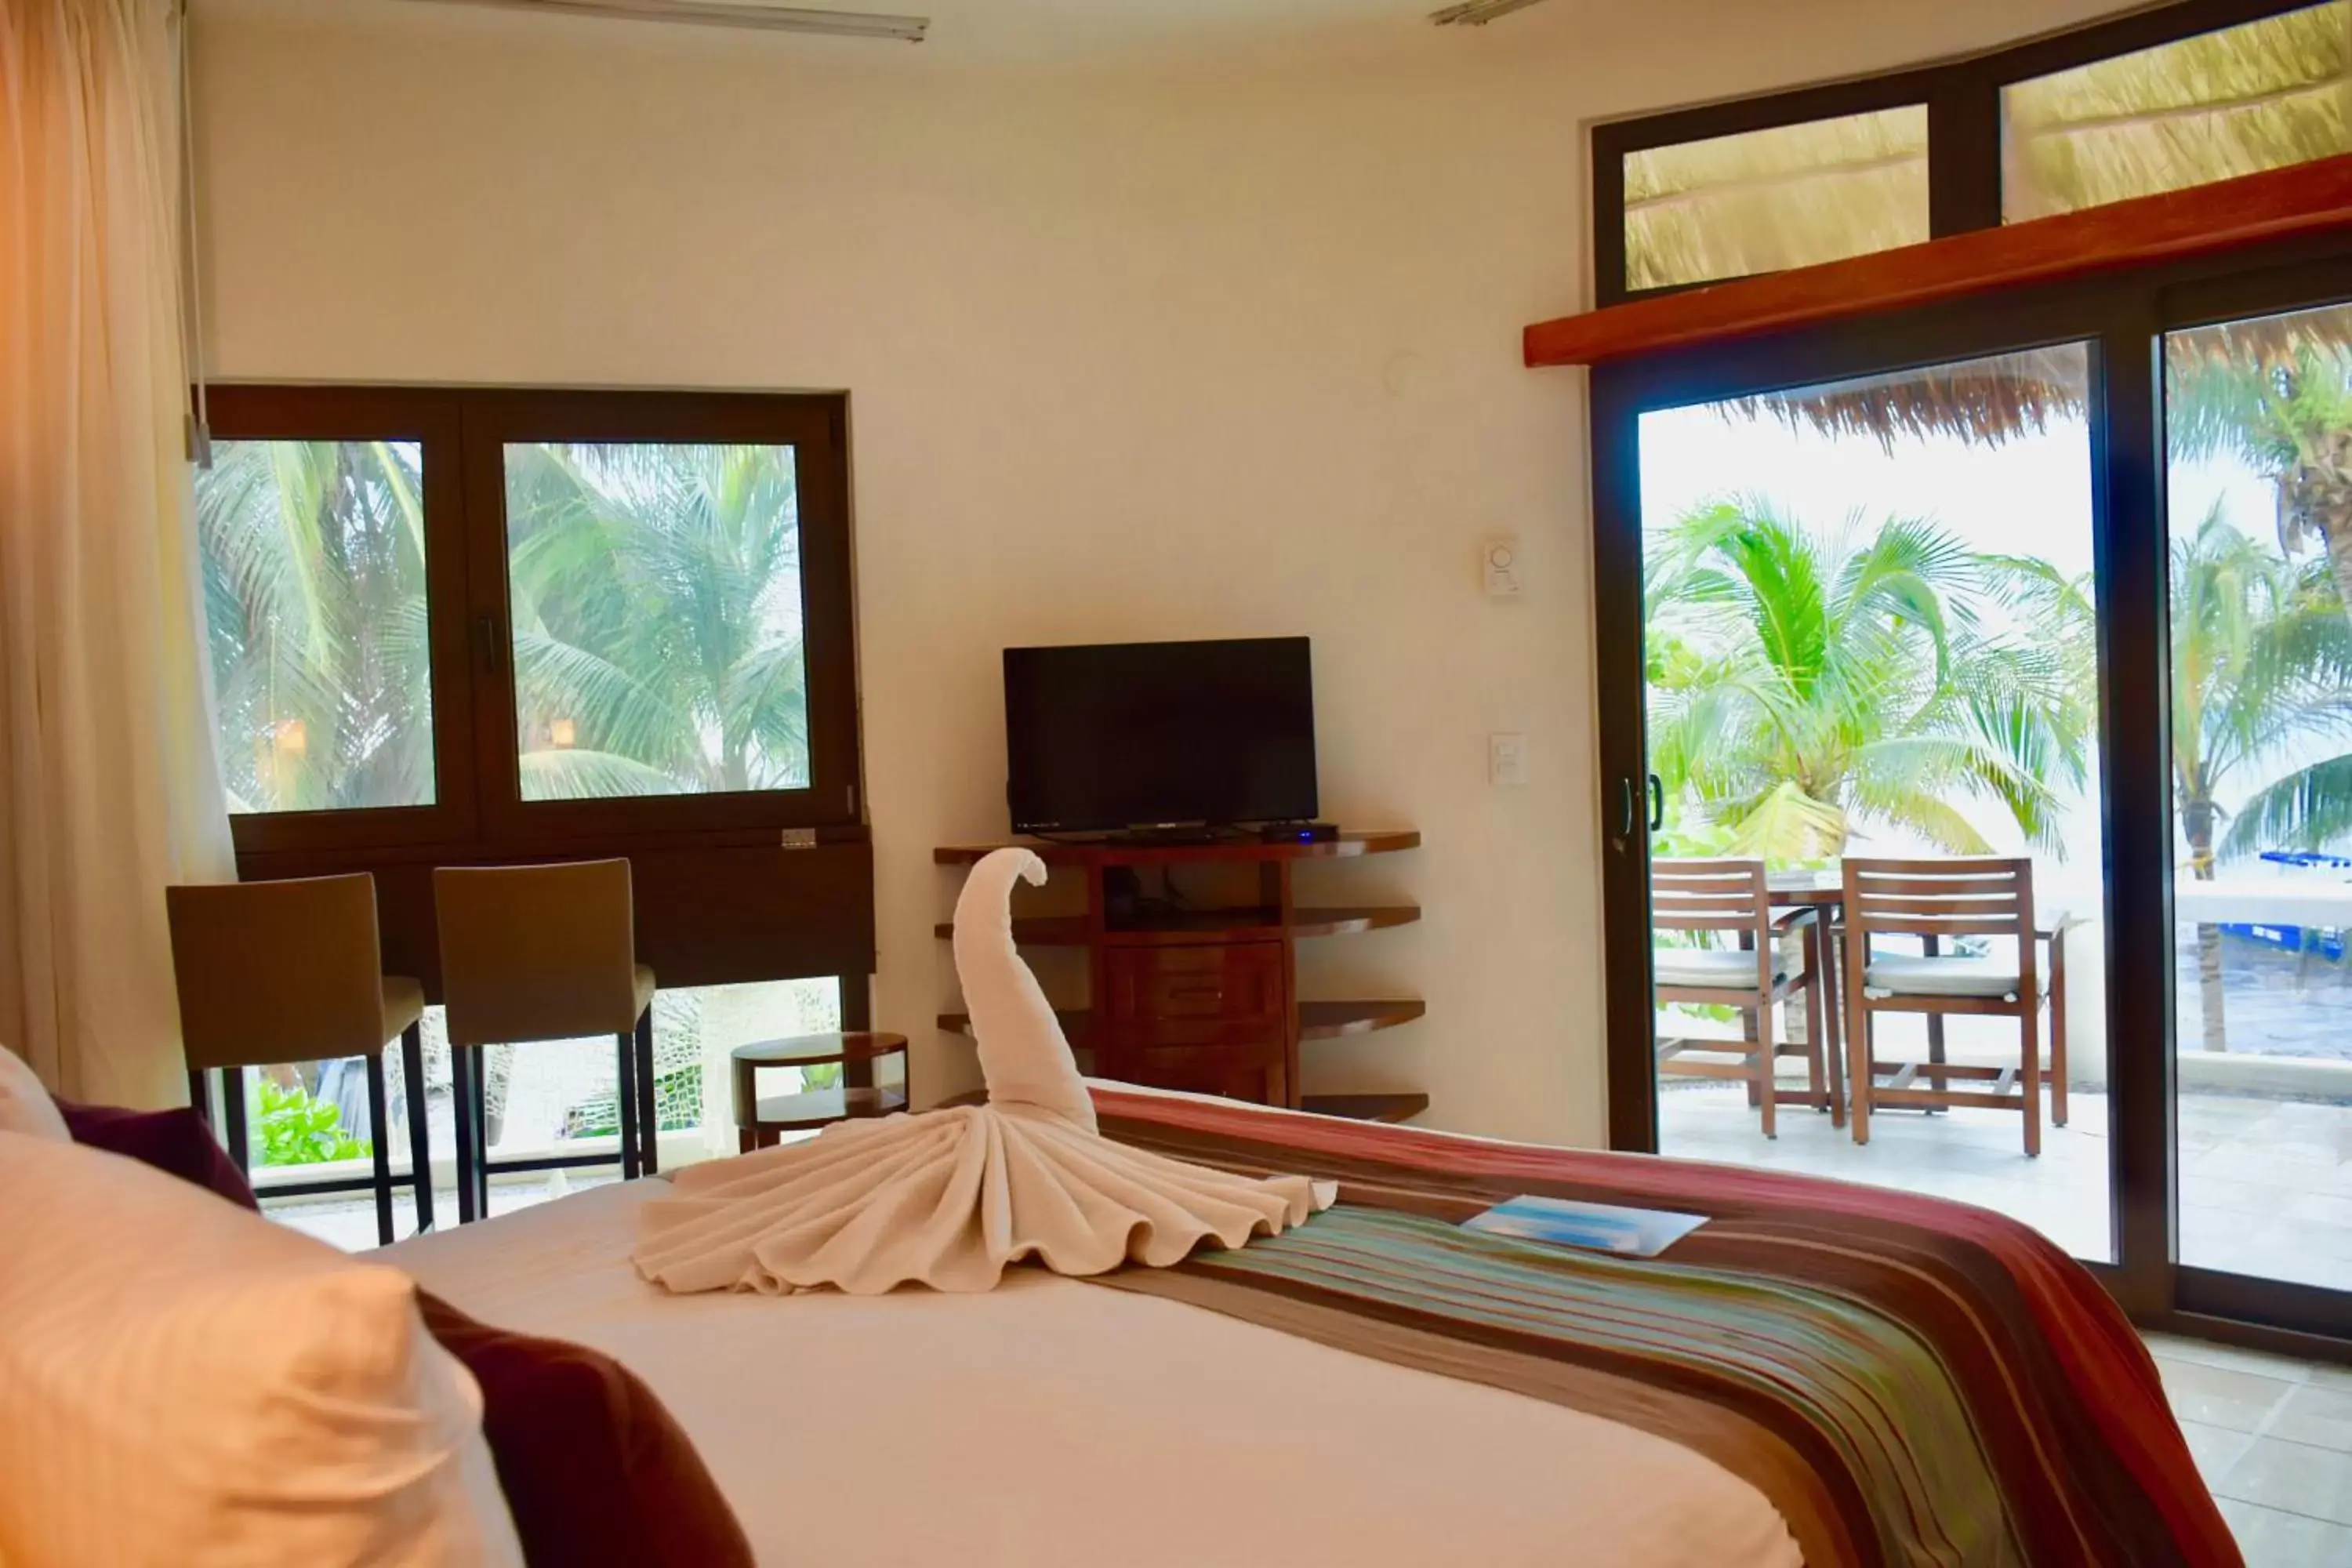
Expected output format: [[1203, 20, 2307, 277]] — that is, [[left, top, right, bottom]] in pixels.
[[387, 1179, 1801, 1568]]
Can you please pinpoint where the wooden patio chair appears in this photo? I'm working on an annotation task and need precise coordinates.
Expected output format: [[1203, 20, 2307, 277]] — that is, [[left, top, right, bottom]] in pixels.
[[1652, 858, 1841, 1138], [1842, 855, 2068, 1156]]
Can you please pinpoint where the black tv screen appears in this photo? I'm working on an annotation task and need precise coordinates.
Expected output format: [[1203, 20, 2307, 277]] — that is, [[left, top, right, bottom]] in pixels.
[[1004, 637, 1317, 833]]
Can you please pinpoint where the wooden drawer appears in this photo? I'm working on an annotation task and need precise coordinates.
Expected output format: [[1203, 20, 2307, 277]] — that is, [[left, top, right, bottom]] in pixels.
[[1102, 942, 1284, 1025]]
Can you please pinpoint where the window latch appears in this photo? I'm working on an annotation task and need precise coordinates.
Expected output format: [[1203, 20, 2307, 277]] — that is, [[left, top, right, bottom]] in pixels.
[[473, 612, 503, 673], [781, 827, 818, 849]]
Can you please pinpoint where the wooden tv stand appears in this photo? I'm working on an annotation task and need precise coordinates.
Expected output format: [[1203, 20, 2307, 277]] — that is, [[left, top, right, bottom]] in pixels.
[[934, 831, 1426, 1123]]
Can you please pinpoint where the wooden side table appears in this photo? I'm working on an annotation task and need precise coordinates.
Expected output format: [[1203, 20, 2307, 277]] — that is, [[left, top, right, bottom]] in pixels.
[[731, 1033, 910, 1152]]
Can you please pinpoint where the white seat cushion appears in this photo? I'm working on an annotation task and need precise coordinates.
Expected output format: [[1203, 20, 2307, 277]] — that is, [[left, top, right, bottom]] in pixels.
[[1653, 949, 1783, 990], [1863, 955, 2020, 1000], [0, 1131, 523, 1566]]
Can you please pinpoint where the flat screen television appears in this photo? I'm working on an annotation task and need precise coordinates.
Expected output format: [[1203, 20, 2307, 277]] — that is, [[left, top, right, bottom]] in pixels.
[[1003, 637, 1317, 834]]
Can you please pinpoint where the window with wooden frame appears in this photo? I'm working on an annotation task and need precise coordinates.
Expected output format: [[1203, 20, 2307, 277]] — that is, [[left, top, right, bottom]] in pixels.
[[195, 387, 861, 857], [1592, 0, 2352, 309], [193, 384, 874, 1209]]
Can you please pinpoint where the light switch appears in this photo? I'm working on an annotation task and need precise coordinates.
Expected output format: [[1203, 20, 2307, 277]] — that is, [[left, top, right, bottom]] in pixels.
[[1483, 535, 1523, 597], [1489, 732, 1529, 786]]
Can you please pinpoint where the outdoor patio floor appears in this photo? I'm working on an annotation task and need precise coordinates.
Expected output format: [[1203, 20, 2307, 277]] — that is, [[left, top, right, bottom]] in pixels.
[[1661, 1083, 2352, 1292]]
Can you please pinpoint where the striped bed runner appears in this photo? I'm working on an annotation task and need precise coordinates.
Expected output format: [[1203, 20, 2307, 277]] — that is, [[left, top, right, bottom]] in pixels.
[[1091, 1089, 2241, 1568]]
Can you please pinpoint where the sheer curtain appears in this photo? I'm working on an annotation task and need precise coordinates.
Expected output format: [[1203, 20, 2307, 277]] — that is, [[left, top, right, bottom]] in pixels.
[[0, 0, 234, 1105]]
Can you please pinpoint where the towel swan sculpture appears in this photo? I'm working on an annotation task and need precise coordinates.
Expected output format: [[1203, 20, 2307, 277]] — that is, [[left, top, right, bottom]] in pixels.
[[633, 848, 1332, 1294]]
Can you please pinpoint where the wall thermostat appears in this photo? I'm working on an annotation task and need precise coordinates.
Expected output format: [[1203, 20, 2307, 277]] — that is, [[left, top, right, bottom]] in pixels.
[[1483, 535, 1523, 598]]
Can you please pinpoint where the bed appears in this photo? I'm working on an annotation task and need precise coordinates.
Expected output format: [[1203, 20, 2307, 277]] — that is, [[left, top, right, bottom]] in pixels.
[[386, 1083, 2238, 1567]]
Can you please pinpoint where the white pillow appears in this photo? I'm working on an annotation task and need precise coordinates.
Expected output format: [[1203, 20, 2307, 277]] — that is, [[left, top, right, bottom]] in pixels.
[[0, 1131, 524, 1567], [0, 1042, 70, 1141]]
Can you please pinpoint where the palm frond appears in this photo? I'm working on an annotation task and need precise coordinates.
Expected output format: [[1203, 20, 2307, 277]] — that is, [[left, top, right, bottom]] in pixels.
[[1721, 779, 1849, 862], [519, 749, 697, 801], [2221, 753, 2352, 858]]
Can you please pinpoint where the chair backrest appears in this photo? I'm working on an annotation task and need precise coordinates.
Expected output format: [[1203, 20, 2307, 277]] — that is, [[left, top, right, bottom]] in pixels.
[[1651, 859, 1777, 991], [1842, 855, 2036, 953], [1651, 859, 1773, 938], [433, 859, 639, 1047], [166, 875, 389, 1071]]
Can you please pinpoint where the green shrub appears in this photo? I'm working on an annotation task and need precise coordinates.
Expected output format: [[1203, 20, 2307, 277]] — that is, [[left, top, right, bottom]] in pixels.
[[256, 1079, 372, 1167]]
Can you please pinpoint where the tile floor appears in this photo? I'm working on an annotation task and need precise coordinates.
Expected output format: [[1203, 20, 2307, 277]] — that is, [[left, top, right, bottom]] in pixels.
[[2146, 1332, 2352, 1566]]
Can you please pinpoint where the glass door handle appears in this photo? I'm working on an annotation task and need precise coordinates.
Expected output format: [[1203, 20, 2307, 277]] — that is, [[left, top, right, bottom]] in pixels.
[[1619, 776, 1666, 835]]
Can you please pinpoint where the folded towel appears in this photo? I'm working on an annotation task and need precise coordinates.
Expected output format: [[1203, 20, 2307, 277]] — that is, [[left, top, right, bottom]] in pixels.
[[633, 849, 1331, 1294]]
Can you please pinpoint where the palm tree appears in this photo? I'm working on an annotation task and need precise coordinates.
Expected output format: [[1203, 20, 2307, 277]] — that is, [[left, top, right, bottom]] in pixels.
[[1750, 323, 2352, 1052], [2170, 318, 2352, 625], [493, 442, 814, 1137], [198, 440, 815, 806], [1707, 4, 2352, 622], [1646, 500, 2097, 864], [196, 438, 433, 814], [2167, 509, 2352, 1049], [501, 443, 811, 801]]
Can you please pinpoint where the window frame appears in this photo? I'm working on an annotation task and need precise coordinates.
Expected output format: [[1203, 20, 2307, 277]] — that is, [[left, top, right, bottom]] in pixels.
[[1587, 222, 2352, 1348], [1592, 0, 2335, 308], [199, 386, 479, 855], [203, 385, 861, 856]]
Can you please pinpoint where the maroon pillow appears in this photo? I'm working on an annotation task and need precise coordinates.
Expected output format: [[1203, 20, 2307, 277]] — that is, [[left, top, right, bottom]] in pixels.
[[415, 1290, 753, 1568], [57, 1098, 260, 1211]]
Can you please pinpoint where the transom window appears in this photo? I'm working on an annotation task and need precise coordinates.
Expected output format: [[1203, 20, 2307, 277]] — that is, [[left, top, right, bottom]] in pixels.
[[1593, 0, 2352, 307], [1623, 107, 1929, 291]]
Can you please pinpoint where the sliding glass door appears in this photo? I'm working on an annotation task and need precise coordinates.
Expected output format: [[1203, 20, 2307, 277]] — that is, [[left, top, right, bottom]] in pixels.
[[1592, 248, 2352, 1341], [2164, 296, 2352, 1305], [1634, 345, 2115, 1261]]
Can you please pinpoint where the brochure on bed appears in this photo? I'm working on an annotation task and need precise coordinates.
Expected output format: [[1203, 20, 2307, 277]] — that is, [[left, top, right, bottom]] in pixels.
[[631, 848, 1333, 1295]]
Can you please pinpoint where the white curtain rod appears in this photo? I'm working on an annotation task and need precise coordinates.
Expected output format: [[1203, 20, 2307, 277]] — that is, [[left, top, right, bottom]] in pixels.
[[398, 0, 928, 42]]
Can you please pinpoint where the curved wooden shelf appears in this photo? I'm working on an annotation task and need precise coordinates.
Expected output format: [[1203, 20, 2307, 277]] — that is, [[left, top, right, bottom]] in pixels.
[[746, 1084, 909, 1131], [1299, 999, 1426, 1040], [931, 905, 1421, 946], [934, 829, 1419, 866], [938, 998, 1424, 1044], [934, 916, 1093, 945], [1291, 905, 1421, 939], [1301, 1092, 1429, 1124], [731, 1032, 907, 1068]]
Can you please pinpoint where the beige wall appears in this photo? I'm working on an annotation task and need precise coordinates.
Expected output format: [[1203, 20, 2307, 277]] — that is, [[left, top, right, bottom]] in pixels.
[[191, 0, 2125, 1146]]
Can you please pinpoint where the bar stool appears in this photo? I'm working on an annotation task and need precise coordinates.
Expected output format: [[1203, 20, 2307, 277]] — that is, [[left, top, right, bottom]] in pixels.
[[433, 858, 656, 1223], [165, 874, 431, 1247]]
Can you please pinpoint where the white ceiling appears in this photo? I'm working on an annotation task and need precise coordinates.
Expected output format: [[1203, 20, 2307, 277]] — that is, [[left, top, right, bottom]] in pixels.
[[240, 0, 2145, 81]]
